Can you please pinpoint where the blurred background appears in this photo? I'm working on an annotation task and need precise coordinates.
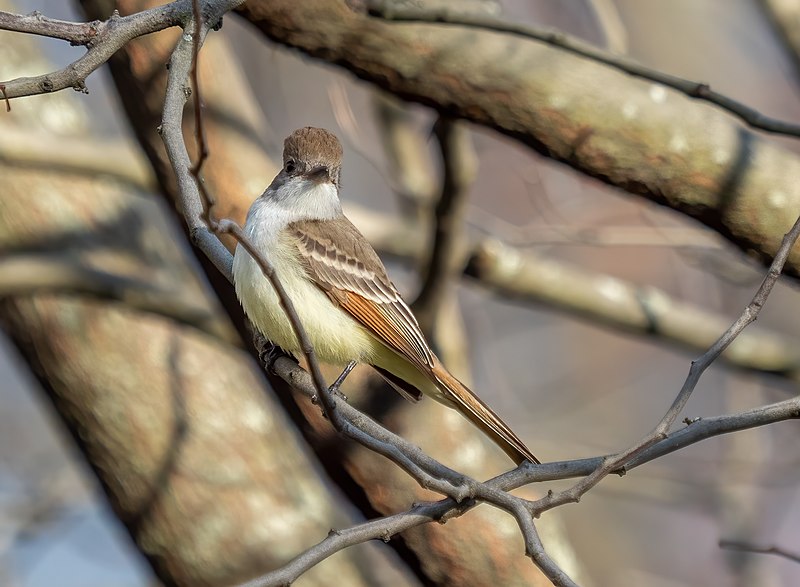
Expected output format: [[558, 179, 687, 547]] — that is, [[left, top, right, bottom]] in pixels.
[[2, 0, 800, 585]]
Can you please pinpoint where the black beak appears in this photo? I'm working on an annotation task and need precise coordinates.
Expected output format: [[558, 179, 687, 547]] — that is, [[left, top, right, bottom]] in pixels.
[[306, 165, 330, 183]]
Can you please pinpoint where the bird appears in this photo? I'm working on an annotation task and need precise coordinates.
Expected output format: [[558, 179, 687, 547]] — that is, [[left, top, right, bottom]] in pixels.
[[232, 126, 538, 465]]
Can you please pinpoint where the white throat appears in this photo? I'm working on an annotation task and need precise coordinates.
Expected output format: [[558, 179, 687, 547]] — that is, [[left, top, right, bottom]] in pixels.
[[244, 178, 341, 242]]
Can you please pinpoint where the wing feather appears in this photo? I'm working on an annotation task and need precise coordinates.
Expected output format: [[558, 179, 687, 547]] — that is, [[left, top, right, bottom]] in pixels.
[[289, 218, 434, 370]]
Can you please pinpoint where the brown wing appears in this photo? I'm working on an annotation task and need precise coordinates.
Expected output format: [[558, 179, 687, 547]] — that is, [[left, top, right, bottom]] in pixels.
[[289, 218, 539, 464], [288, 217, 434, 371]]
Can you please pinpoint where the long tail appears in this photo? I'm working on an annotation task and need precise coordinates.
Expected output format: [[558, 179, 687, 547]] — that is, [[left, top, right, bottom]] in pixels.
[[429, 360, 539, 465]]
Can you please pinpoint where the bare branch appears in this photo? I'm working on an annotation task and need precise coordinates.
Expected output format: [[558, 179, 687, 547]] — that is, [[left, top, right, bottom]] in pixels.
[[0, 1, 195, 100], [529, 212, 800, 516], [367, 0, 800, 138], [719, 540, 800, 565], [238, 0, 800, 278], [465, 239, 800, 379], [157, 2, 235, 280], [242, 394, 800, 586], [0, 10, 102, 46], [256, 358, 579, 587]]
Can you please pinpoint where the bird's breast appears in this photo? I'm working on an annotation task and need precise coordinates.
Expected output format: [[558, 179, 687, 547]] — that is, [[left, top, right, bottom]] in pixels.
[[232, 207, 376, 365]]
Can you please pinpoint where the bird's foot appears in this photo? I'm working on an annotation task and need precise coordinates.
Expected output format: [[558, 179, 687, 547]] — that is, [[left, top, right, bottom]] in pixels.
[[328, 360, 357, 401], [257, 340, 297, 374]]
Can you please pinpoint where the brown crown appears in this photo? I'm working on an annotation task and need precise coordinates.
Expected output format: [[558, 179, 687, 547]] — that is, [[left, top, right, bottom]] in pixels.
[[283, 127, 343, 168]]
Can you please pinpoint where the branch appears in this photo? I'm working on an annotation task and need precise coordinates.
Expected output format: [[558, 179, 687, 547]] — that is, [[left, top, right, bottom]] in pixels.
[[367, 1, 800, 138], [237, 0, 800, 278], [249, 352, 578, 587], [719, 540, 800, 565], [0, 10, 102, 45], [242, 394, 800, 586], [412, 118, 475, 335], [528, 211, 800, 516], [348, 203, 800, 381], [0, 1, 196, 101], [465, 239, 800, 379]]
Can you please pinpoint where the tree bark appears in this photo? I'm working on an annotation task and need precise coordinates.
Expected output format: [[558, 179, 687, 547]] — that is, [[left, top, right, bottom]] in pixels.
[[237, 0, 800, 278], [0, 5, 398, 584]]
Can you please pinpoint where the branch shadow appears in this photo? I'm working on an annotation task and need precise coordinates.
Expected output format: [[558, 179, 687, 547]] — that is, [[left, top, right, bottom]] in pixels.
[[124, 334, 189, 539]]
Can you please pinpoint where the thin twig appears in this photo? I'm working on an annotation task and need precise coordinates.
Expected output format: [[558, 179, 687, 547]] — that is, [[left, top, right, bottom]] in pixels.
[[189, 0, 209, 182], [239, 394, 800, 587], [528, 212, 800, 516], [719, 540, 800, 565], [366, 0, 800, 138]]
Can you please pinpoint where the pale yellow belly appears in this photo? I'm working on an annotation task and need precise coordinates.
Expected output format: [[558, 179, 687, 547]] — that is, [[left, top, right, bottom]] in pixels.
[[232, 239, 447, 405], [232, 243, 379, 365]]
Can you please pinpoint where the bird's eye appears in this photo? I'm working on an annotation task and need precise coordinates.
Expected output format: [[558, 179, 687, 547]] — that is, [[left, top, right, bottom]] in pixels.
[[285, 160, 296, 174]]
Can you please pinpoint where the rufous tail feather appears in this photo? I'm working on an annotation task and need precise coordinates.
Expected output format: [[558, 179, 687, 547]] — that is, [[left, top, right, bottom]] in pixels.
[[429, 362, 539, 465]]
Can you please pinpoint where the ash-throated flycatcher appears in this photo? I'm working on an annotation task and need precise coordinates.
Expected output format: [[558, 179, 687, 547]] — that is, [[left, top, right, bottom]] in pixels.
[[232, 127, 538, 464]]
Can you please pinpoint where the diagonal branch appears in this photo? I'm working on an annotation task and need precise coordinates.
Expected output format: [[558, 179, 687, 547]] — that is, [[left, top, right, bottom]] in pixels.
[[241, 393, 800, 587], [528, 211, 800, 516], [237, 0, 800, 279], [367, 0, 800, 138]]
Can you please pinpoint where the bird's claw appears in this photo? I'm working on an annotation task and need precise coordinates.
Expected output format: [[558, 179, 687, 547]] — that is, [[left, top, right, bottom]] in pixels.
[[258, 341, 297, 374], [328, 360, 357, 400]]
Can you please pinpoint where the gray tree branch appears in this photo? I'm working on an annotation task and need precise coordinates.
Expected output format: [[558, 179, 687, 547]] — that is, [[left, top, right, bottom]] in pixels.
[[237, 0, 800, 278], [4, 2, 800, 586], [0, 2, 194, 100]]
